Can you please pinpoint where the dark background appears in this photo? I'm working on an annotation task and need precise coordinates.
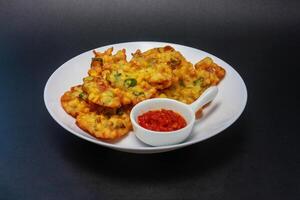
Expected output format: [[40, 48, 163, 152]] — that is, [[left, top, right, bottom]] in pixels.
[[0, 0, 299, 199]]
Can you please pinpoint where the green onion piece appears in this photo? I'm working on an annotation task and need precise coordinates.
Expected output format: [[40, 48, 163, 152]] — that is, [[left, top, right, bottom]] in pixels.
[[84, 76, 94, 81], [79, 92, 87, 100], [124, 78, 137, 87], [193, 78, 203, 86], [179, 79, 185, 87], [133, 91, 144, 96], [114, 72, 122, 80]]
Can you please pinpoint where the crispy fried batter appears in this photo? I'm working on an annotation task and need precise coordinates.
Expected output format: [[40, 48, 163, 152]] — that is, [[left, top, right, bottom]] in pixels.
[[76, 111, 132, 140], [160, 57, 226, 104], [88, 48, 127, 77], [61, 85, 95, 117], [82, 76, 123, 108], [195, 57, 226, 84], [130, 46, 185, 89]]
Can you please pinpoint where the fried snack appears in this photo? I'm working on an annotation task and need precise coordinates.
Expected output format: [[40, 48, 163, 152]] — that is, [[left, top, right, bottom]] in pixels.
[[88, 48, 127, 77], [61, 85, 95, 117], [160, 57, 225, 104], [106, 69, 158, 105], [82, 76, 123, 108], [130, 46, 188, 89], [195, 57, 226, 84], [76, 111, 132, 140], [61, 46, 226, 141], [84, 48, 163, 107]]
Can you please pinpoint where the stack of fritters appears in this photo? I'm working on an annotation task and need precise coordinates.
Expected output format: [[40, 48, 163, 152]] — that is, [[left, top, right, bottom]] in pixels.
[[61, 46, 225, 140]]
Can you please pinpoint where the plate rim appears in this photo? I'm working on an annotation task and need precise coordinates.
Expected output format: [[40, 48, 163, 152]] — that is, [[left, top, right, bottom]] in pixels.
[[44, 41, 248, 152]]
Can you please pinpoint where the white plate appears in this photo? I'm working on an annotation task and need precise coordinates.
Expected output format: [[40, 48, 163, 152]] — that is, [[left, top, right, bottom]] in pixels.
[[44, 41, 247, 154]]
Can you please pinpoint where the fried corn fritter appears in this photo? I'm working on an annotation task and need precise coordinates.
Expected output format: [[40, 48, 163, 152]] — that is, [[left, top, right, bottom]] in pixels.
[[82, 76, 123, 108], [61, 46, 226, 140], [61, 85, 94, 117], [160, 57, 226, 104], [76, 111, 132, 140]]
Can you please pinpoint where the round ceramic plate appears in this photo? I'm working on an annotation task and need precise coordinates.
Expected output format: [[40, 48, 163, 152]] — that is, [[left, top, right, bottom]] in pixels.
[[44, 41, 247, 154]]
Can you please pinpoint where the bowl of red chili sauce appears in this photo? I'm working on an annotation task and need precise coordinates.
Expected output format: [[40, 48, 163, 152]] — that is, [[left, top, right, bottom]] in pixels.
[[130, 86, 218, 146], [138, 109, 187, 132]]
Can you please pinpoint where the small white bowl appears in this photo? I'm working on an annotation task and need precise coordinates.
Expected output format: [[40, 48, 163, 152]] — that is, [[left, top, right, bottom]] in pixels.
[[130, 86, 218, 146]]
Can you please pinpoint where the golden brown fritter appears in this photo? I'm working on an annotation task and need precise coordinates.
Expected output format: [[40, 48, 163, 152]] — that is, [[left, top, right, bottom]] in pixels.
[[76, 111, 132, 140], [88, 48, 127, 77], [82, 76, 123, 108], [61, 85, 95, 117], [195, 57, 226, 85], [159, 57, 226, 104], [130, 46, 185, 89], [83, 73, 158, 108]]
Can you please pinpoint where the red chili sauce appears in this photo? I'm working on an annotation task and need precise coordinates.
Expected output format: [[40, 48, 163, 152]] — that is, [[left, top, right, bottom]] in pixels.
[[137, 109, 187, 132]]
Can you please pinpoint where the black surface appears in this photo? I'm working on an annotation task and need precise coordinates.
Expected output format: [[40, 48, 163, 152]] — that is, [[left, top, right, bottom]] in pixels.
[[0, 0, 299, 199]]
